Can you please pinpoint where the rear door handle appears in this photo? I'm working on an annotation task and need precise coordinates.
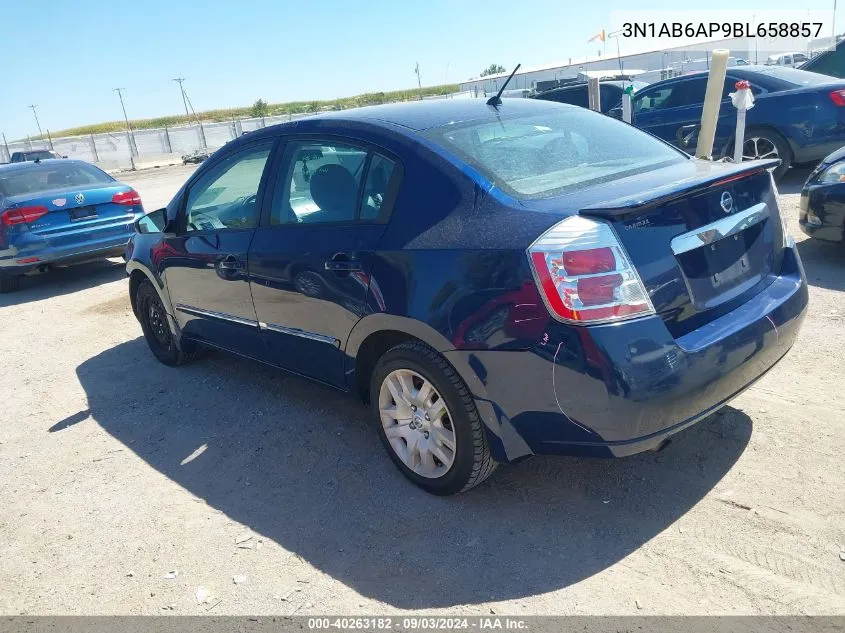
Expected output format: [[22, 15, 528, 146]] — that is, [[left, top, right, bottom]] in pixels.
[[219, 255, 245, 270], [325, 261, 362, 271]]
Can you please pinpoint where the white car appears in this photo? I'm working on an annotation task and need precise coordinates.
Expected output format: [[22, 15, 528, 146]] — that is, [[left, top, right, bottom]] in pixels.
[[766, 52, 810, 68]]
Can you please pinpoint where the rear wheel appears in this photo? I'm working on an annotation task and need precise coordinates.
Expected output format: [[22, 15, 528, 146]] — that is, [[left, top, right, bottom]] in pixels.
[[742, 128, 792, 179], [136, 281, 195, 366], [370, 341, 497, 495], [0, 275, 21, 293]]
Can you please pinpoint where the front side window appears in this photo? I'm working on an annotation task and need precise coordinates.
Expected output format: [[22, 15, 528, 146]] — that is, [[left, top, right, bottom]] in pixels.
[[634, 86, 674, 113], [184, 143, 271, 232], [424, 108, 685, 199], [272, 141, 368, 224]]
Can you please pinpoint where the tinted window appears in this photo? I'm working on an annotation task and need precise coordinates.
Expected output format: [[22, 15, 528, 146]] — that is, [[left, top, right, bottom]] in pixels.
[[0, 162, 113, 196], [360, 154, 397, 221], [272, 141, 367, 225], [664, 78, 707, 107], [184, 143, 271, 232], [634, 86, 674, 112], [424, 108, 685, 199], [802, 46, 845, 78], [538, 87, 589, 108]]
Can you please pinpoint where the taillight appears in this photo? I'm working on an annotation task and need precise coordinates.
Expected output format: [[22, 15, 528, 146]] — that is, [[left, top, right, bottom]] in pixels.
[[1, 205, 49, 226], [112, 189, 142, 206], [829, 89, 845, 106], [528, 216, 654, 324]]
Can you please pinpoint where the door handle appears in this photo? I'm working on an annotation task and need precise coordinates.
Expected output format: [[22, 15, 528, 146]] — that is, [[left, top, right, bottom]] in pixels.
[[325, 253, 362, 272], [219, 255, 245, 270], [325, 261, 362, 271]]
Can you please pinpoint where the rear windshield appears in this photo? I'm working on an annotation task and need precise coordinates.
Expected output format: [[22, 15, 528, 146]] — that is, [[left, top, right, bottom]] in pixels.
[[424, 108, 685, 199], [20, 151, 55, 160], [750, 66, 833, 86], [0, 162, 113, 197]]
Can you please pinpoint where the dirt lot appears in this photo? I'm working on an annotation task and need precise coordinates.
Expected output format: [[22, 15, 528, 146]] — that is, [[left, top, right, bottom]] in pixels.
[[0, 165, 843, 616]]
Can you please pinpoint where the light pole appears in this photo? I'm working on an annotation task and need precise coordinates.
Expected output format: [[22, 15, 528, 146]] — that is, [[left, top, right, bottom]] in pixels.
[[414, 63, 423, 101], [172, 78, 190, 119], [113, 88, 137, 157], [28, 105, 43, 140]]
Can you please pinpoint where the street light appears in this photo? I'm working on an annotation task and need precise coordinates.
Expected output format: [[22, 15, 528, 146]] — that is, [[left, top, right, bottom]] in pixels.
[[28, 105, 43, 140], [113, 88, 137, 158]]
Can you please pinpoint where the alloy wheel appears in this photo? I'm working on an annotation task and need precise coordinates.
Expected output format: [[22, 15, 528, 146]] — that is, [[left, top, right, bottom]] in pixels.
[[378, 369, 457, 479], [742, 136, 779, 161]]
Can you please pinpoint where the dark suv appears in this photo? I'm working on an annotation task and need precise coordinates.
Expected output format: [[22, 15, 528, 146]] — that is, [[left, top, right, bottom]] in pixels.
[[531, 81, 647, 113], [10, 150, 63, 163], [127, 99, 807, 495]]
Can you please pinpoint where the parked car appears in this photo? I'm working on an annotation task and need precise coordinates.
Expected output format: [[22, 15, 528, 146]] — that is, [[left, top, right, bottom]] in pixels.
[[531, 80, 648, 113], [765, 52, 809, 68], [799, 145, 845, 242], [0, 159, 145, 292], [799, 40, 845, 78], [10, 149, 64, 163], [182, 148, 212, 164], [612, 66, 845, 178], [127, 99, 808, 495]]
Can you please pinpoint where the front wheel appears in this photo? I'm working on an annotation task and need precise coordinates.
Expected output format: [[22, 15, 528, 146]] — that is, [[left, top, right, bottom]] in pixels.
[[370, 341, 497, 495], [136, 281, 195, 366]]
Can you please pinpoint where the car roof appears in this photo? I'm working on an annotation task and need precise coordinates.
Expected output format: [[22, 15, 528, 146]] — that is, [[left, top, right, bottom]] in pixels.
[[0, 158, 90, 173], [279, 98, 563, 132]]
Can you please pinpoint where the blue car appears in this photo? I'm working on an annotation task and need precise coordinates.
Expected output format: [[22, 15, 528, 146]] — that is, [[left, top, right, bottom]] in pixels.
[[0, 159, 145, 292], [613, 66, 845, 178], [126, 99, 808, 495]]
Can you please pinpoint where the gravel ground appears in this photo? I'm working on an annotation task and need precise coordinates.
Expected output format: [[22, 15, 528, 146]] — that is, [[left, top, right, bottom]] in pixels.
[[0, 165, 843, 616]]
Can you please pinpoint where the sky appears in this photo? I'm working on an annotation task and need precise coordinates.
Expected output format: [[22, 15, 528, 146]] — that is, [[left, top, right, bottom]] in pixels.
[[1, 0, 842, 140]]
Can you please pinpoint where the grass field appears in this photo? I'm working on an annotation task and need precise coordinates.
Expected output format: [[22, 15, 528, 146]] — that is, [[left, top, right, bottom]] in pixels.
[[40, 83, 462, 139]]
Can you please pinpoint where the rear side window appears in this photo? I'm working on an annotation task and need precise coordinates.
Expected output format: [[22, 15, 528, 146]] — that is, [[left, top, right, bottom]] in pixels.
[[424, 108, 685, 199], [0, 162, 113, 197]]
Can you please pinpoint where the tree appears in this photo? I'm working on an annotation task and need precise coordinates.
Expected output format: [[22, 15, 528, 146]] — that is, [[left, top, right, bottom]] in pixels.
[[250, 98, 268, 117], [480, 64, 506, 77]]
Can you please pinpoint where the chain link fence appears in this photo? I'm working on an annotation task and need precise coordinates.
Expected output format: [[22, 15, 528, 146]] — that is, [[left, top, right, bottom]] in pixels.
[[0, 112, 315, 170], [1, 92, 479, 170]]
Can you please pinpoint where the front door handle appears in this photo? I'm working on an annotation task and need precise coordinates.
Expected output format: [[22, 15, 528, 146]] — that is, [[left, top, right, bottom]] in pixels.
[[219, 255, 245, 270]]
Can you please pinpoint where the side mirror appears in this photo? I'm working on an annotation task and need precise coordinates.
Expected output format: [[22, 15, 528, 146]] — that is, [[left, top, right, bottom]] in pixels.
[[135, 208, 168, 234]]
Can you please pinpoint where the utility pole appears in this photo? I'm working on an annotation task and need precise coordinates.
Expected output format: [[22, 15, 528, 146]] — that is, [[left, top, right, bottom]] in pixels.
[[173, 78, 190, 119], [114, 88, 137, 157], [414, 63, 423, 100], [832, 0, 838, 50], [28, 105, 43, 140], [1, 132, 9, 161]]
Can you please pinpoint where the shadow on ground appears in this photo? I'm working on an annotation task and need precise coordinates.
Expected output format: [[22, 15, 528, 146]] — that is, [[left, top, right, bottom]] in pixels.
[[797, 236, 845, 292], [70, 338, 751, 608], [0, 259, 126, 308], [778, 166, 813, 195]]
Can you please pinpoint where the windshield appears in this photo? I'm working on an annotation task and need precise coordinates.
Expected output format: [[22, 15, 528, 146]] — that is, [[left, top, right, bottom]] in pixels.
[[0, 162, 113, 197], [424, 107, 685, 199]]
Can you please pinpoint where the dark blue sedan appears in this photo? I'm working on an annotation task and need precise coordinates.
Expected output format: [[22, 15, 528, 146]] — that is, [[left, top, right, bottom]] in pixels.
[[799, 145, 845, 242], [617, 66, 845, 178], [126, 98, 808, 495], [0, 159, 145, 292]]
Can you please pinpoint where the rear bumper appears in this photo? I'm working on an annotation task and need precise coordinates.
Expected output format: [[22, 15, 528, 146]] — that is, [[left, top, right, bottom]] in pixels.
[[0, 223, 138, 277], [446, 245, 808, 462]]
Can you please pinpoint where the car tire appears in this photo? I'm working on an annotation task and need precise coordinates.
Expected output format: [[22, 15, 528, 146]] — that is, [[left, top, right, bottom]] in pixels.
[[136, 280, 196, 367], [370, 340, 498, 495], [742, 127, 792, 179], [0, 275, 21, 293]]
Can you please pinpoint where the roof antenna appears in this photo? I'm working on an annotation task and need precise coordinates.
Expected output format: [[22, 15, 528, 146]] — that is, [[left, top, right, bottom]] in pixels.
[[486, 63, 521, 107]]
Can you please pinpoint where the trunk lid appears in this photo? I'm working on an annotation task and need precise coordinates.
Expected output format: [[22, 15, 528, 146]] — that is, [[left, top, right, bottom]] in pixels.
[[3, 184, 140, 247], [524, 158, 786, 337]]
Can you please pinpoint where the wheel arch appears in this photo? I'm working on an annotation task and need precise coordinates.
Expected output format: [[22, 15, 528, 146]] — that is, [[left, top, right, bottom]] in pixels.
[[720, 123, 794, 162], [344, 315, 489, 405]]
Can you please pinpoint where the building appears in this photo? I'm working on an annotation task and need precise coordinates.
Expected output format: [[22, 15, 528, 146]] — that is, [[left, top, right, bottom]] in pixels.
[[459, 35, 839, 94]]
